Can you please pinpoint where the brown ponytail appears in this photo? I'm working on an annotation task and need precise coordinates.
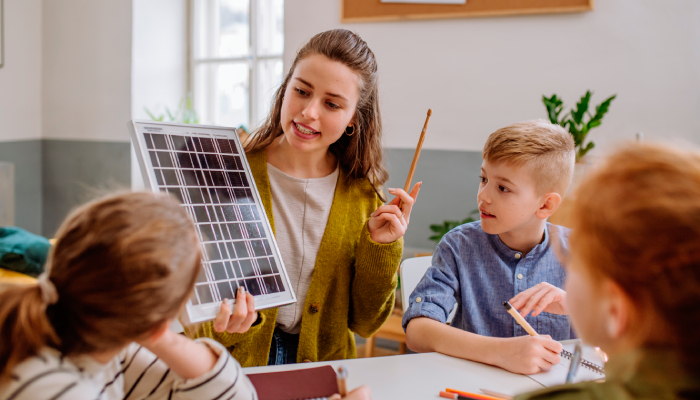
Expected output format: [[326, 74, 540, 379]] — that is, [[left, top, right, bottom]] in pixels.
[[0, 284, 59, 381], [0, 192, 202, 382]]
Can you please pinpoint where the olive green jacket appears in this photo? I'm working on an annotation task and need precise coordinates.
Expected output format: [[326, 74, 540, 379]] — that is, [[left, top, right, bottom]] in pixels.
[[186, 150, 403, 367], [516, 348, 700, 400]]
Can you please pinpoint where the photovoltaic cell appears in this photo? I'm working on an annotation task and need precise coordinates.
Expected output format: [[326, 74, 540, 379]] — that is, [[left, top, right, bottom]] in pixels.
[[129, 121, 295, 324]]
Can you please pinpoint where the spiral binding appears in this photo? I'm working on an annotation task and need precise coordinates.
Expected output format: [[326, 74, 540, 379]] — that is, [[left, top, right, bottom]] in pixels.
[[288, 397, 329, 400], [561, 349, 606, 375]]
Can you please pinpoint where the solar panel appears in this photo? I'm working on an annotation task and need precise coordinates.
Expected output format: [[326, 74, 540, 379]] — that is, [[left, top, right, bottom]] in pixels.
[[128, 120, 296, 325]]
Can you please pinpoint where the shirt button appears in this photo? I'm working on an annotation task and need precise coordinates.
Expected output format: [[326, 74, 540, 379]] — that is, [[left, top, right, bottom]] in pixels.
[[517, 273, 524, 280], [415, 297, 422, 303], [515, 253, 522, 259]]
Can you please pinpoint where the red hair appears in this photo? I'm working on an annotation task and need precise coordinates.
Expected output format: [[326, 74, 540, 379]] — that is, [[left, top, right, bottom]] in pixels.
[[569, 143, 700, 372]]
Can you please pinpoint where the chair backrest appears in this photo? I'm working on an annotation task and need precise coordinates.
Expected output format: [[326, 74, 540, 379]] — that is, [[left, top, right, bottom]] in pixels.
[[399, 256, 433, 313]]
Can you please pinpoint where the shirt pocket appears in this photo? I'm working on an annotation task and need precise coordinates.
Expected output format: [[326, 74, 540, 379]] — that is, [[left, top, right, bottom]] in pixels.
[[536, 312, 572, 341]]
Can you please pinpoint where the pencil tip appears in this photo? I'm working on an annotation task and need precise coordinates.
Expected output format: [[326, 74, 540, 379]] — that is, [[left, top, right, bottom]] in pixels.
[[427, 109, 433, 116], [503, 301, 512, 310]]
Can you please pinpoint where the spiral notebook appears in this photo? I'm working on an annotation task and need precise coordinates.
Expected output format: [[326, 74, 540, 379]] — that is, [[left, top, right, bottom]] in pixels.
[[528, 341, 606, 387]]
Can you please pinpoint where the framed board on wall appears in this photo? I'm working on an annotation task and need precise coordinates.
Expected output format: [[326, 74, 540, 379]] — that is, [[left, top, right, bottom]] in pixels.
[[341, 0, 594, 23]]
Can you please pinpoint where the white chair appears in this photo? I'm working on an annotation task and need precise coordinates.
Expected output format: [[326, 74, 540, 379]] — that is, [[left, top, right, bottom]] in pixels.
[[400, 256, 433, 313], [400, 256, 458, 324]]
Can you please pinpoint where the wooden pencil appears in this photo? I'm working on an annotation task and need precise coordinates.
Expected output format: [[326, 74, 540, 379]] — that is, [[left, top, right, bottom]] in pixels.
[[336, 365, 348, 396], [403, 109, 432, 193]]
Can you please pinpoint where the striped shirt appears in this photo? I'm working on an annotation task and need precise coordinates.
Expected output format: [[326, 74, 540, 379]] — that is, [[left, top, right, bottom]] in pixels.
[[0, 338, 257, 400]]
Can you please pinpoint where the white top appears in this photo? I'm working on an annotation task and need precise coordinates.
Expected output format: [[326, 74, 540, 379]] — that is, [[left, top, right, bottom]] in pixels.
[[0, 339, 256, 400], [267, 163, 339, 334]]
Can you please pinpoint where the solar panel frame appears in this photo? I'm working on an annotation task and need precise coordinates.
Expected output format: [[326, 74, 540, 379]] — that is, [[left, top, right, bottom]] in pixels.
[[128, 120, 296, 325]]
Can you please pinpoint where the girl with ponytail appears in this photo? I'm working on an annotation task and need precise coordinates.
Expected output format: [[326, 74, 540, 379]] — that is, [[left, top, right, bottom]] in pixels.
[[0, 192, 257, 400]]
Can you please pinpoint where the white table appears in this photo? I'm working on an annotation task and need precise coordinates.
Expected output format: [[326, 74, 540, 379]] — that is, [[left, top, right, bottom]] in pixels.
[[244, 352, 544, 400]]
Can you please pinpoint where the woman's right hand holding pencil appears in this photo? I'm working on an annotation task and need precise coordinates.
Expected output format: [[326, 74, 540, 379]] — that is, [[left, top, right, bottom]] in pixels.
[[367, 183, 422, 244]]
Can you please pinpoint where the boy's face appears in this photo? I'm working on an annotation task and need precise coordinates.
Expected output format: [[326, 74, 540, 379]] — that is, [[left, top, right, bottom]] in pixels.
[[477, 160, 546, 236]]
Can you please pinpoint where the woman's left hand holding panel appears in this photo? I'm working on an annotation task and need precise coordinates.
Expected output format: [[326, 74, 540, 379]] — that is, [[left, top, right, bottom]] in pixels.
[[367, 182, 422, 244], [213, 286, 259, 333]]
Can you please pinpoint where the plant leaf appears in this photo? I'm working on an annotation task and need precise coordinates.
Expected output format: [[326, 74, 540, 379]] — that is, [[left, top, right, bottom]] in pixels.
[[579, 141, 595, 159], [571, 91, 592, 125], [587, 94, 616, 131], [542, 94, 565, 125], [143, 107, 163, 121]]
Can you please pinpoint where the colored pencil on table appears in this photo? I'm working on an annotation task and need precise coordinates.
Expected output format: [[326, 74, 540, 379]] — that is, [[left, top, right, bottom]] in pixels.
[[446, 388, 504, 400]]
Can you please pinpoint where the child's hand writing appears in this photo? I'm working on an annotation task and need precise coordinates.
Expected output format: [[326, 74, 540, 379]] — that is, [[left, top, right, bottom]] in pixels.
[[329, 386, 372, 400], [213, 286, 259, 333], [496, 335, 562, 375], [509, 282, 568, 317], [367, 182, 422, 244]]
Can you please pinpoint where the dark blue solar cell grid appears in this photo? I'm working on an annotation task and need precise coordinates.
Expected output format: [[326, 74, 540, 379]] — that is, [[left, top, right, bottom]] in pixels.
[[142, 132, 285, 305]]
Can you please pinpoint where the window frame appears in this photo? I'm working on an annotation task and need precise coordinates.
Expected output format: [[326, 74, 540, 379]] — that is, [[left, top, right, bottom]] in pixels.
[[187, 0, 284, 129]]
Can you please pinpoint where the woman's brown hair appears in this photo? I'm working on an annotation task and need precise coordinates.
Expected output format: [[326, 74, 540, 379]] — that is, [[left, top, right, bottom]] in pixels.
[[245, 29, 388, 191], [568, 143, 700, 372], [0, 192, 202, 381]]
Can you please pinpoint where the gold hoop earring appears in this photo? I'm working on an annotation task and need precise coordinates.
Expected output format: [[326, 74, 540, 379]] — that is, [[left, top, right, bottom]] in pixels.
[[345, 125, 355, 137]]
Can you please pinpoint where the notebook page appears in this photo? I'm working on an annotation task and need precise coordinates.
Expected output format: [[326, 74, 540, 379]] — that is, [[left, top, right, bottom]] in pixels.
[[527, 341, 606, 387]]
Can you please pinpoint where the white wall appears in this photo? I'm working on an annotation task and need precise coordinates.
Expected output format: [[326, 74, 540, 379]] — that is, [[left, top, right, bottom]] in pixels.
[[42, 0, 132, 142], [285, 0, 700, 152], [0, 0, 42, 142]]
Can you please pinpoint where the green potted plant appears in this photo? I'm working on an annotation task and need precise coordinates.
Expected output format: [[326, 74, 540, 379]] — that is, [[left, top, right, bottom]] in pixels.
[[429, 209, 479, 246], [542, 91, 616, 162], [144, 93, 200, 124]]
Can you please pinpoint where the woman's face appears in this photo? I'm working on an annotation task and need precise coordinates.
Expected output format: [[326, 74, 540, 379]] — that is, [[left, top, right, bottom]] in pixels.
[[279, 54, 360, 154]]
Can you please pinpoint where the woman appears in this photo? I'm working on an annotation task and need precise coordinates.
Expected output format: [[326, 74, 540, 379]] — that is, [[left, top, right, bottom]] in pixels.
[[187, 29, 421, 367]]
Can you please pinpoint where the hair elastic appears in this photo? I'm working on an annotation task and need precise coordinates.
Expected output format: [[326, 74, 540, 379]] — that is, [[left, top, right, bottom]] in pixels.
[[37, 273, 59, 305]]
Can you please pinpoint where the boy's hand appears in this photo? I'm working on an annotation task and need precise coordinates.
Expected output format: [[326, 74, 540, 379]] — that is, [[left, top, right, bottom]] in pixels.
[[495, 335, 562, 375], [509, 282, 567, 317], [213, 286, 258, 333], [368, 182, 422, 244], [329, 386, 372, 400]]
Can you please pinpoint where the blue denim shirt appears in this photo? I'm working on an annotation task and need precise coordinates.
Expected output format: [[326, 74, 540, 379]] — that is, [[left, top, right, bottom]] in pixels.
[[402, 221, 574, 340]]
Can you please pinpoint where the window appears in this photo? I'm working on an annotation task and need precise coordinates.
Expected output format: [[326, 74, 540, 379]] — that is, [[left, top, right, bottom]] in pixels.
[[192, 0, 284, 130]]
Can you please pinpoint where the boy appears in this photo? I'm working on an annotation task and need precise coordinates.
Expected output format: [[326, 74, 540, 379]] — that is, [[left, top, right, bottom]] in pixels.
[[403, 120, 575, 375]]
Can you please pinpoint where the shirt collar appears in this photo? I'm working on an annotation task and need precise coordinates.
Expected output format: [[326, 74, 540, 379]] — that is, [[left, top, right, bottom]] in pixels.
[[486, 223, 551, 261]]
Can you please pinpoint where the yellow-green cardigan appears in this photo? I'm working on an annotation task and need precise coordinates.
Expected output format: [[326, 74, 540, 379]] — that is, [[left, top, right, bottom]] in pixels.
[[186, 150, 403, 367]]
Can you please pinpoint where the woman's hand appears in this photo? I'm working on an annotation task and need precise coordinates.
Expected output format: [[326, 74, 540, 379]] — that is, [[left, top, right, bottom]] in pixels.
[[367, 182, 422, 244], [213, 286, 258, 333], [329, 386, 372, 400], [509, 282, 568, 317]]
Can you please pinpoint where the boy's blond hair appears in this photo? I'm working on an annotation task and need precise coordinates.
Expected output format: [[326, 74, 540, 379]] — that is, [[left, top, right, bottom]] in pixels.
[[482, 120, 575, 195]]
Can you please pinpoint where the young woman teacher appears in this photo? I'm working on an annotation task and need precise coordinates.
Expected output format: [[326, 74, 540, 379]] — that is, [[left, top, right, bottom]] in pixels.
[[187, 29, 421, 367]]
